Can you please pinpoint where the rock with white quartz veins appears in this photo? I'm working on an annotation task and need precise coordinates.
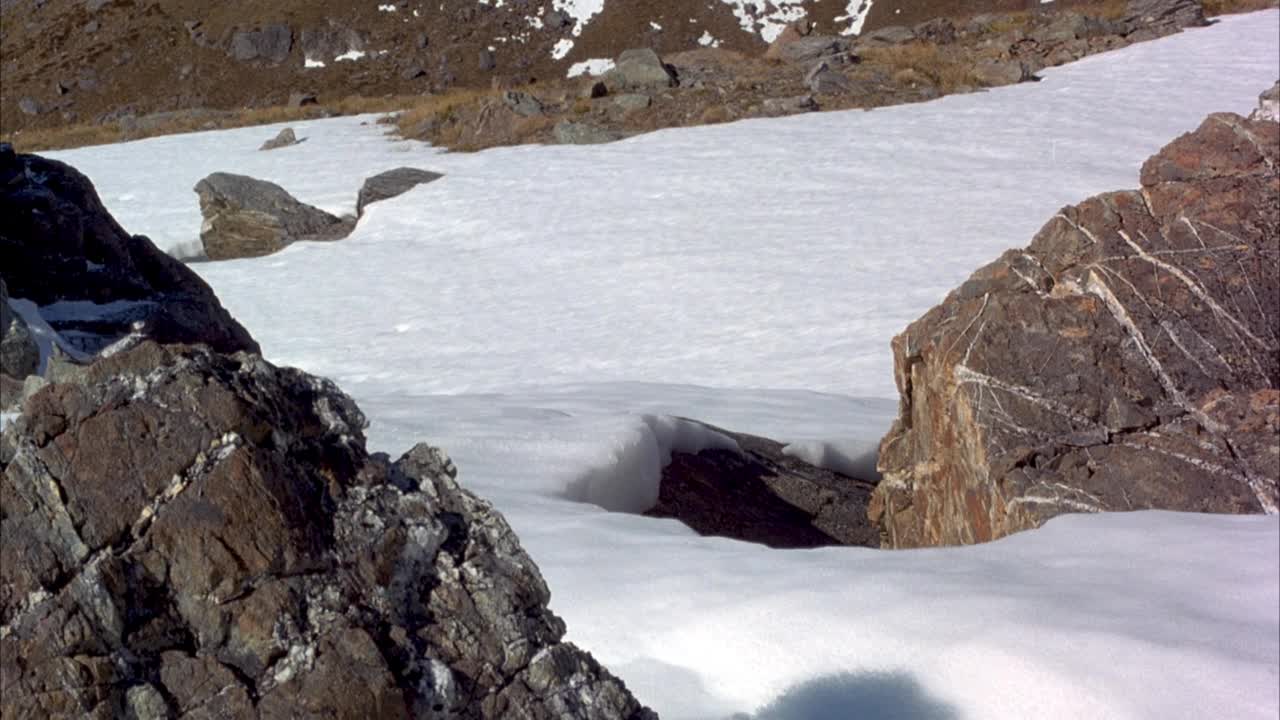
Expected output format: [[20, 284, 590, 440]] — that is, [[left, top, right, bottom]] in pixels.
[[872, 107, 1280, 548], [0, 342, 655, 719]]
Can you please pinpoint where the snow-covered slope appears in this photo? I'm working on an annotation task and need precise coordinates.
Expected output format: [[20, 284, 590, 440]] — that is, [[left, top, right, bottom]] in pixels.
[[44, 12, 1280, 719]]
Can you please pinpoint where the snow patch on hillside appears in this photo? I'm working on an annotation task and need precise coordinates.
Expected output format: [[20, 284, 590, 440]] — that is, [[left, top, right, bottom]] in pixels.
[[567, 58, 615, 77], [837, 0, 874, 35]]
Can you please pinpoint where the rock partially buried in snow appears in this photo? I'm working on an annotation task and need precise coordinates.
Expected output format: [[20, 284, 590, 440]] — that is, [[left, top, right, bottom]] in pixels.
[[356, 167, 444, 216], [646, 420, 881, 549], [194, 171, 355, 260], [0, 342, 656, 719], [259, 126, 301, 150], [553, 120, 626, 145], [972, 59, 1036, 87], [873, 105, 1280, 548]]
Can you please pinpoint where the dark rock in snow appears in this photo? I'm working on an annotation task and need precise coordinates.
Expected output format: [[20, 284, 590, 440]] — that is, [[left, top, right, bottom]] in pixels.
[[872, 107, 1280, 547], [194, 172, 355, 260], [0, 342, 656, 719], [647, 420, 880, 548], [356, 167, 445, 216], [0, 146, 258, 356]]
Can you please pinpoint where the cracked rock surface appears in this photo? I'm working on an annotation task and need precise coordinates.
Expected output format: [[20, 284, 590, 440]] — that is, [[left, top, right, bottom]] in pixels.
[[0, 342, 654, 719], [872, 107, 1279, 548]]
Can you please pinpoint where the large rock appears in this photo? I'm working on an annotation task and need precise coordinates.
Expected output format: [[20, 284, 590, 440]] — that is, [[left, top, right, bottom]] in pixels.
[[1117, 0, 1208, 40], [299, 26, 364, 64], [0, 342, 655, 719], [604, 48, 677, 90], [646, 421, 880, 549], [766, 35, 854, 65], [872, 109, 1280, 548], [0, 144, 258, 357], [229, 24, 293, 64], [357, 167, 445, 216], [194, 172, 355, 260]]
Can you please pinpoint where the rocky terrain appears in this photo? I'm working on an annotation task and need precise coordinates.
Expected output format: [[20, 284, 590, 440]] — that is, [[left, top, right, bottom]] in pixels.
[[4, 0, 1270, 151], [405, 0, 1226, 150], [870, 84, 1280, 547], [0, 147, 653, 717]]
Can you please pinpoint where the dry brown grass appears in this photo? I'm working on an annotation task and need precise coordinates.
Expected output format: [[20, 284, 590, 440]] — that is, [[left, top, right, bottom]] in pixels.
[[1201, 0, 1279, 15], [861, 42, 979, 93], [4, 95, 417, 152]]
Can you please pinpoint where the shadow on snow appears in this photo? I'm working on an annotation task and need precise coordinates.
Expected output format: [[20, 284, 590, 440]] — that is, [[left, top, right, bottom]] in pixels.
[[750, 671, 959, 720]]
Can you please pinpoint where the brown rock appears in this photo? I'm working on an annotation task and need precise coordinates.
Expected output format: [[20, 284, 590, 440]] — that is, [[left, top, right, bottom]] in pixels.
[[873, 109, 1280, 548], [0, 342, 656, 719]]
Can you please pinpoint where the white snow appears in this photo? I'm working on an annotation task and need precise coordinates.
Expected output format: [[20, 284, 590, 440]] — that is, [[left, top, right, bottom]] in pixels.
[[333, 49, 366, 62], [378, 3, 396, 11], [716, 0, 810, 42], [304, 57, 326, 69], [837, 0, 875, 36], [552, 0, 605, 37], [551, 37, 575, 60], [567, 57, 616, 78], [41, 12, 1280, 720], [698, 30, 721, 48]]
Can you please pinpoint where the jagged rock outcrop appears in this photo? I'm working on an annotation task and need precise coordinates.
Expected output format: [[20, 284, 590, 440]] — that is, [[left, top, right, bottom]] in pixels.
[[194, 172, 355, 260], [0, 144, 258, 360], [0, 341, 655, 719], [872, 106, 1280, 548], [647, 421, 880, 549], [357, 167, 445, 217]]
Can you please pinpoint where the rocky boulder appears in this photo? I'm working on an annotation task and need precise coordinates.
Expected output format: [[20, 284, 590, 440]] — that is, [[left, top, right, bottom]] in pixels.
[[194, 172, 355, 260], [872, 108, 1279, 548], [766, 35, 854, 65], [1118, 0, 1208, 41], [0, 144, 258, 357], [0, 341, 655, 719], [228, 24, 294, 64], [604, 49, 677, 91], [356, 167, 445, 216], [646, 421, 880, 549], [259, 126, 300, 151]]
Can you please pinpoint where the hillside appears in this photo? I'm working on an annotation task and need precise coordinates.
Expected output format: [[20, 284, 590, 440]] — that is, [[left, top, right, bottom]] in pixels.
[[0, 0, 1180, 139]]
